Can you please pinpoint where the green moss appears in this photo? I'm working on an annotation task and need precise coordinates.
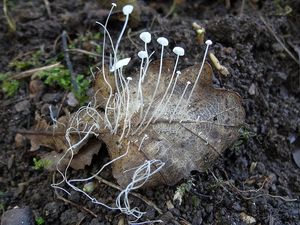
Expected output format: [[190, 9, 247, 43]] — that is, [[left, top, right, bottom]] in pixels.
[[35, 216, 45, 225], [9, 50, 42, 71], [233, 127, 256, 147], [35, 65, 90, 105], [0, 73, 19, 96]]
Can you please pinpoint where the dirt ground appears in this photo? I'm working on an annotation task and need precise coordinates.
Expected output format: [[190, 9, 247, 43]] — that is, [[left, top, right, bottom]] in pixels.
[[1, 0, 300, 224]]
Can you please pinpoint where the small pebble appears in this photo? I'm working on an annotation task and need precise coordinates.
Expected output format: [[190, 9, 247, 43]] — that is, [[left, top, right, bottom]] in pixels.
[[42, 93, 63, 103], [248, 83, 256, 95], [29, 79, 44, 100], [1, 206, 34, 225], [292, 148, 300, 168], [67, 92, 79, 107], [14, 100, 30, 113], [15, 133, 26, 148], [240, 212, 256, 224]]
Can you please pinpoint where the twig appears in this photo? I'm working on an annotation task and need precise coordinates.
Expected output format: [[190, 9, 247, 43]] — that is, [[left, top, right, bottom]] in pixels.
[[239, 0, 246, 18], [249, 193, 297, 202], [3, 0, 16, 32], [95, 175, 163, 215], [225, 0, 231, 9], [62, 31, 78, 92], [15, 129, 110, 136], [288, 42, 300, 89], [57, 91, 68, 119], [259, 14, 299, 65], [43, 0, 51, 17], [66, 48, 100, 57], [11, 62, 61, 80], [211, 171, 298, 202], [76, 216, 86, 225], [52, 173, 98, 218], [1, 96, 29, 107], [164, 0, 177, 18], [127, 28, 139, 49], [15, 129, 66, 136]]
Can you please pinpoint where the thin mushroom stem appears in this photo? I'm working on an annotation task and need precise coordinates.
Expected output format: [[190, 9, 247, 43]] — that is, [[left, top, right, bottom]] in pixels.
[[132, 37, 169, 135], [169, 81, 192, 123], [100, 4, 116, 131], [112, 5, 133, 99], [138, 134, 149, 151], [158, 70, 181, 121], [138, 32, 152, 121], [137, 51, 147, 118], [139, 53, 182, 134], [96, 3, 119, 131], [119, 77, 132, 142], [152, 47, 184, 123], [108, 5, 133, 133], [186, 40, 212, 107]]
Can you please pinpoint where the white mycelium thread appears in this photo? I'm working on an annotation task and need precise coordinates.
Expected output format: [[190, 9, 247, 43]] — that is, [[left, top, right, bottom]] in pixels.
[[49, 105, 65, 129], [116, 159, 164, 223], [53, 2, 213, 224]]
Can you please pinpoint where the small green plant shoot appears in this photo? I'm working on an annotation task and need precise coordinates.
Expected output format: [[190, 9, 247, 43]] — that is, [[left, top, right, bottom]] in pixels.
[[33, 158, 52, 170]]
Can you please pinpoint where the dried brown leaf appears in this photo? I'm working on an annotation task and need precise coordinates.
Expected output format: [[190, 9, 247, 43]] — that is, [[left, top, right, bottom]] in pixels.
[[24, 114, 74, 152], [42, 138, 102, 171], [70, 139, 102, 170], [100, 59, 245, 187], [24, 114, 96, 169]]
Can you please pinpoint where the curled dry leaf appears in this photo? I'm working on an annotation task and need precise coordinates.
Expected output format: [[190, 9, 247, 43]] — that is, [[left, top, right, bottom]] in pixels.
[[23, 114, 101, 170], [98, 59, 245, 187], [24, 114, 74, 152], [42, 138, 102, 171]]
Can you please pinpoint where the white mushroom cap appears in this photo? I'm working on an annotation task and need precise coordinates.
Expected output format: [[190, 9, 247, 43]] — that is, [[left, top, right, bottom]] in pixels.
[[138, 51, 148, 59], [157, 37, 169, 46], [173, 47, 185, 56], [112, 3, 116, 7], [205, 40, 212, 45], [187, 81, 191, 85], [139, 32, 151, 43], [127, 77, 133, 81], [110, 58, 131, 72], [176, 71, 181, 75], [122, 5, 133, 15]]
